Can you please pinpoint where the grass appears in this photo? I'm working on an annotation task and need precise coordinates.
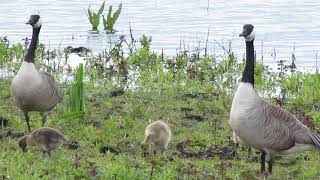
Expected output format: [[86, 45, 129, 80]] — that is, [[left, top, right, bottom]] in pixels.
[[0, 35, 320, 179]]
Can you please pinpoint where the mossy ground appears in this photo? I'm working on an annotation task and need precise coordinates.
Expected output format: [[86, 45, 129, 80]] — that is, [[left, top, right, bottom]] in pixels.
[[0, 36, 320, 179], [0, 76, 320, 179]]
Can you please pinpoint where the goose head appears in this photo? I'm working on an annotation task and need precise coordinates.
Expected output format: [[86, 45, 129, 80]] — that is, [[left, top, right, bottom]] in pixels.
[[26, 15, 42, 28], [239, 24, 255, 42]]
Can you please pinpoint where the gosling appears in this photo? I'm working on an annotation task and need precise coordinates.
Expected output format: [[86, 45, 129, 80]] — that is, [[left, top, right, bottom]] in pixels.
[[18, 127, 67, 156], [141, 120, 172, 158]]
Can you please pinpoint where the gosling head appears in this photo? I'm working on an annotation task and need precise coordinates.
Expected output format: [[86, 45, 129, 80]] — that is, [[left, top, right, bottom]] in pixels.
[[239, 24, 255, 42], [140, 142, 147, 156], [18, 135, 29, 152], [26, 14, 42, 28]]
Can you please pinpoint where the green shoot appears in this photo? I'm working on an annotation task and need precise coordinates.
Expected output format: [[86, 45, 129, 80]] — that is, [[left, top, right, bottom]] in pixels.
[[67, 63, 85, 119], [85, 1, 105, 31], [102, 3, 122, 33]]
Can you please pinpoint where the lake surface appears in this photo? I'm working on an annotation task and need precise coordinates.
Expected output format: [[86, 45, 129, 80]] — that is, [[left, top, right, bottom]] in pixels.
[[0, 0, 319, 70]]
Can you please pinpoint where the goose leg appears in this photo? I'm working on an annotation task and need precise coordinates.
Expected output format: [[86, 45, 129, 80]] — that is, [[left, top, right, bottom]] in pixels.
[[148, 142, 154, 158], [41, 112, 48, 126], [24, 111, 31, 132], [247, 147, 252, 158], [260, 151, 266, 173], [47, 151, 52, 157], [268, 158, 273, 174]]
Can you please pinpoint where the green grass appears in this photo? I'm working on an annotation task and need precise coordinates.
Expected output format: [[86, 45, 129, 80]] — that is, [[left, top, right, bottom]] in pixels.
[[0, 35, 320, 179]]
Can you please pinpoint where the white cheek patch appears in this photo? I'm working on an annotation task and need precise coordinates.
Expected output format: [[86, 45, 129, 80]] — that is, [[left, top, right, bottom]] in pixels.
[[245, 29, 255, 41], [33, 18, 42, 28]]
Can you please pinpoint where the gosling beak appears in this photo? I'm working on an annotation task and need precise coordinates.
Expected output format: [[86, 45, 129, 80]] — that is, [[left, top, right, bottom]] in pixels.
[[21, 147, 27, 152]]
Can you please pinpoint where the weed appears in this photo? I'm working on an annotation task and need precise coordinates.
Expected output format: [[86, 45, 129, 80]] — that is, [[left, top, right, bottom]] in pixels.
[[62, 63, 85, 119]]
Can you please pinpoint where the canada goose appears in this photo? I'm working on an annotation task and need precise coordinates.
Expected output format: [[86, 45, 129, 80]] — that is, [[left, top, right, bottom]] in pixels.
[[11, 15, 62, 132], [229, 24, 320, 174], [141, 120, 172, 158], [18, 127, 67, 156]]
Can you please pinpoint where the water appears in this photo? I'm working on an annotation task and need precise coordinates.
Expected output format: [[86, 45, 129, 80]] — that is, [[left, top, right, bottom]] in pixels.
[[0, 0, 319, 69]]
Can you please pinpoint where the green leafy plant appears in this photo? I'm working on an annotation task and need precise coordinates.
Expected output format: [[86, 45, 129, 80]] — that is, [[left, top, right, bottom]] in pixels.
[[102, 3, 122, 33], [85, 1, 105, 31], [71, 63, 85, 112], [63, 63, 85, 119]]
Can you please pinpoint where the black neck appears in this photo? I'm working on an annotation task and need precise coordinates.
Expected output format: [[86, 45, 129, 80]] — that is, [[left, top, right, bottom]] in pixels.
[[25, 27, 41, 63], [241, 40, 255, 86]]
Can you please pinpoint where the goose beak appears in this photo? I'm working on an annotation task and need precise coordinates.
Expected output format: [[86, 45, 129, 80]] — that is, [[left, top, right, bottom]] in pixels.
[[239, 28, 250, 37], [239, 29, 246, 37], [26, 20, 31, 25]]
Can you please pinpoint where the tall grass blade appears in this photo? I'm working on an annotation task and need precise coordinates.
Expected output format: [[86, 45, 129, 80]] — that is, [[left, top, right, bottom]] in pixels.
[[65, 63, 85, 119]]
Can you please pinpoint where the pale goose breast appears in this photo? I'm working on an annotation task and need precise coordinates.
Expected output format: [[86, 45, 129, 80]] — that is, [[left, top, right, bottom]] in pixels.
[[11, 71, 61, 112]]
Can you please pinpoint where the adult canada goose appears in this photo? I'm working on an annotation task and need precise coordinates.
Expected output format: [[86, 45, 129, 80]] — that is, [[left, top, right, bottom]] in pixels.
[[18, 127, 67, 156], [229, 24, 320, 174], [141, 120, 172, 158], [11, 15, 62, 132]]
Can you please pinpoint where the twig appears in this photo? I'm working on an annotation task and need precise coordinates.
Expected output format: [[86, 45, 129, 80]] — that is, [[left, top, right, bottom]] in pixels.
[[315, 51, 319, 74], [128, 22, 136, 50], [205, 29, 210, 56], [261, 40, 264, 63], [214, 39, 230, 55], [161, 49, 164, 62]]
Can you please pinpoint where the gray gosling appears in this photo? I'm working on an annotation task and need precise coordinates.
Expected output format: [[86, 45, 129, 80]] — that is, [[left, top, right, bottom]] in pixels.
[[18, 127, 67, 156], [141, 120, 172, 158]]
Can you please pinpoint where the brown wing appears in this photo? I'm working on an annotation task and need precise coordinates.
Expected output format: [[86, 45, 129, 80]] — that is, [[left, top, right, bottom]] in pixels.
[[259, 100, 319, 151], [39, 71, 63, 108]]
